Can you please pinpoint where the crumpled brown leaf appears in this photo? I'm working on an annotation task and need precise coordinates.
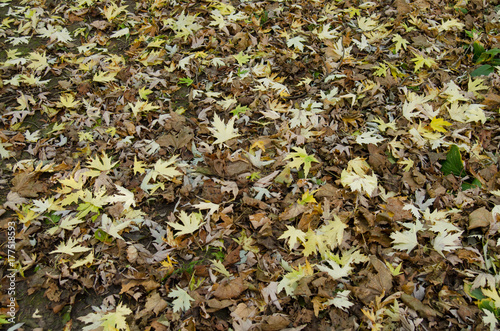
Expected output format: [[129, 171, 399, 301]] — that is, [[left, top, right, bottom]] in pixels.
[[351, 256, 392, 305], [258, 313, 290, 331], [468, 206, 493, 230], [213, 277, 247, 300], [279, 203, 307, 221], [156, 126, 194, 149], [136, 291, 168, 319], [11, 171, 47, 198]]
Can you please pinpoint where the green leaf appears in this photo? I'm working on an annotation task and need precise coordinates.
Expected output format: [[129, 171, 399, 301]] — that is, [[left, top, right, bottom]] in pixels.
[[285, 147, 319, 178], [230, 104, 248, 117], [0, 314, 12, 324], [484, 48, 500, 56], [478, 298, 496, 312], [469, 287, 487, 300], [472, 42, 485, 63], [471, 64, 495, 77], [178, 77, 193, 86], [441, 145, 465, 177], [233, 51, 251, 65], [461, 178, 482, 190]]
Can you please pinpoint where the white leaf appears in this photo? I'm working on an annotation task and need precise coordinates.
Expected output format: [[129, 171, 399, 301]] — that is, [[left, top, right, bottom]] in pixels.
[[287, 36, 306, 51], [246, 150, 275, 168], [316, 259, 352, 280], [25, 130, 41, 142], [326, 290, 354, 311], [317, 23, 338, 40], [433, 231, 462, 257], [167, 210, 204, 237], [208, 114, 240, 145], [261, 282, 282, 310], [340, 171, 378, 197], [390, 227, 419, 253], [168, 286, 194, 313], [482, 309, 498, 331], [107, 185, 136, 210], [192, 201, 219, 220], [403, 204, 421, 220], [110, 27, 129, 38], [0, 142, 13, 159], [355, 131, 385, 145], [100, 214, 132, 240], [50, 237, 91, 256]]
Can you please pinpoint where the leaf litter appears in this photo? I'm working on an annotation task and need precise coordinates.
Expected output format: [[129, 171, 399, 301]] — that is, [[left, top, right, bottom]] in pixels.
[[0, 0, 500, 330]]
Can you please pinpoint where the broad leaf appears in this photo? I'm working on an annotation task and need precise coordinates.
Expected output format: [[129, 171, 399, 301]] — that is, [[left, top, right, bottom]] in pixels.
[[441, 145, 465, 177], [471, 65, 495, 77], [208, 114, 240, 145], [285, 147, 319, 178], [51, 237, 91, 256], [168, 286, 194, 313], [99, 303, 132, 331], [167, 210, 204, 237]]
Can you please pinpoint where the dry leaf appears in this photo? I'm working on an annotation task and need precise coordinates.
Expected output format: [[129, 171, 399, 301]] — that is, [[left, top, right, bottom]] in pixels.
[[213, 277, 247, 300]]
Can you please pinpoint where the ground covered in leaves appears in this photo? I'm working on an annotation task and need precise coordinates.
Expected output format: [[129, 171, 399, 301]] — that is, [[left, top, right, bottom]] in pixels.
[[1, 0, 500, 330]]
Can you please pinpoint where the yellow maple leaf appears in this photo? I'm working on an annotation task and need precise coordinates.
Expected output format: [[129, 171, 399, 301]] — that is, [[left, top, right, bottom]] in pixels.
[[357, 16, 378, 31], [250, 140, 266, 152], [167, 210, 204, 237], [58, 94, 80, 108], [93, 71, 117, 83], [211, 259, 232, 278], [397, 158, 414, 172], [430, 117, 452, 132], [86, 152, 119, 177], [279, 225, 306, 249], [100, 302, 132, 331], [468, 77, 488, 97], [151, 155, 182, 181], [285, 147, 319, 178], [208, 114, 240, 145], [27, 51, 49, 72], [392, 34, 409, 53], [133, 156, 146, 174], [318, 217, 346, 251], [277, 260, 314, 296], [128, 100, 160, 117], [438, 19, 464, 32], [299, 189, 317, 205], [411, 52, 437, 72], [139, 86, 153, 100], [50, 237, 91, 256], [70, 251, 94, 269], [233, 51, 251, 65], [302, 229, 325, 256], [103, 3, 128, 22]]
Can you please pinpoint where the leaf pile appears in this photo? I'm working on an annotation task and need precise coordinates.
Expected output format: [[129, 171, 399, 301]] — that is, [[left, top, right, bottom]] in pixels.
[[1, 0, 500, 330]]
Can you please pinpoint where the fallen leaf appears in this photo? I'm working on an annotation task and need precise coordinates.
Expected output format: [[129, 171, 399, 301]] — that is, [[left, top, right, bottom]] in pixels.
[[213, 277, 247, 300], [468, 207, 493, 229], [11, 171, 47, 197], [258, 314, 290, 331], [136, 291, 168, 318], [401, 293, 440, 318], [279, 203, 307, 221], [351, 256, 392, 305]]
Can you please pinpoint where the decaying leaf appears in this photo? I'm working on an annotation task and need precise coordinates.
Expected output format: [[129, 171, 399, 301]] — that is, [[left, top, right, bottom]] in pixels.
[[213, 277, 248, 300], [7, 0, 498, 329]]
